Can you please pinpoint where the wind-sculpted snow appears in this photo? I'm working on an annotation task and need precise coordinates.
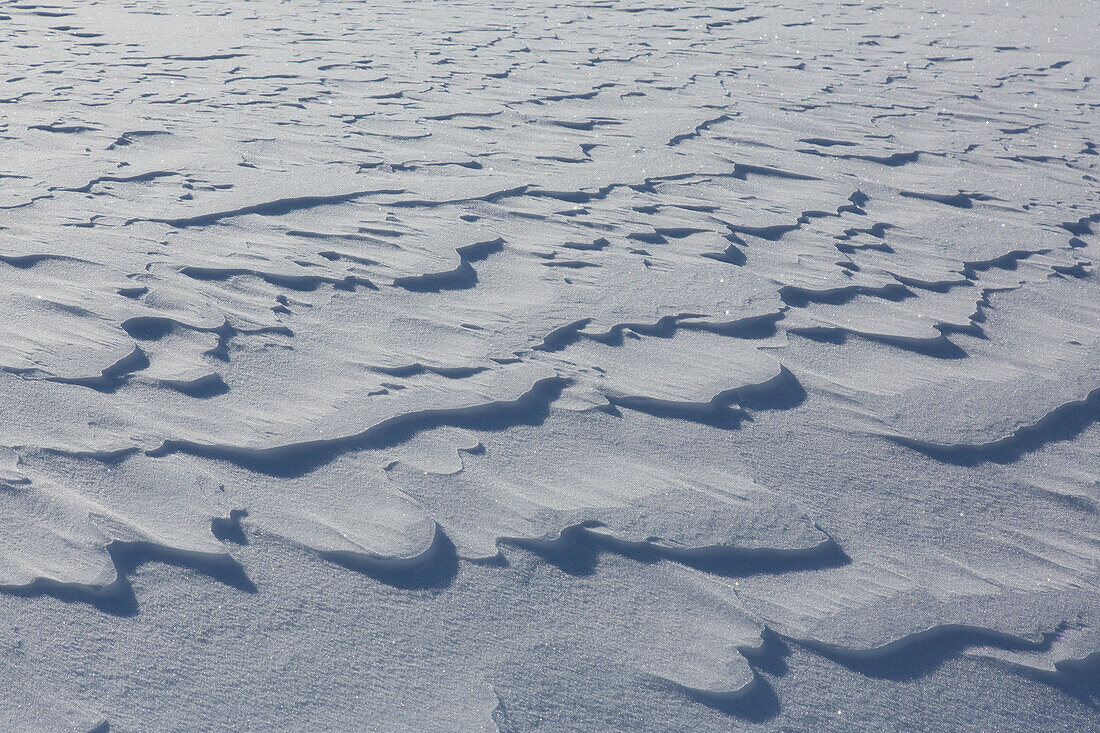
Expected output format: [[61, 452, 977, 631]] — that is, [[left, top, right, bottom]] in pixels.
[[318, 522, 464, 590], [790, 623, 1067, 681], [391, 237, 505, 292], [127, 189, 407, 228], [602, 366, 806, 428], [1, 0, 1098, 730], [145, 375, 572, 476], [497, 519, 846, 578], [661, 621, 1099, 724], [887, 386, 1100, 466], [0, 540, 255, 617]]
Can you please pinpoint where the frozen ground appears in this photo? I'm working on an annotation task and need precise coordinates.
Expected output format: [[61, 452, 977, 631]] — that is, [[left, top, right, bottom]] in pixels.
[[0, 0, 1098, 730]]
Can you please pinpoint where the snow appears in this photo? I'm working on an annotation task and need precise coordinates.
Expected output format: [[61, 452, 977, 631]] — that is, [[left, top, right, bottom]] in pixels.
[[0, 0, 1097, 730]]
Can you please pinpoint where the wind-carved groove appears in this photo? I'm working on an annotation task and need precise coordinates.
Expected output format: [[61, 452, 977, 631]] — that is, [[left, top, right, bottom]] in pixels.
[[156, 373, 230, 398], [790, 326, 968, 359], [145, 377, 571, 477], [211, 509, 249, 545], [706, 189, 870, 265], [835, 222, 895, 254], [0, 253, 85, 269], [392, 237, 505, 292], [781, 276, 1001, 355], [800, 148, 926, 167], [789, 623, 1066, 681], [668, 619, 1090, 722], [561, 236, 610, 252], [45, 346, 150, 393], [724, 192, 871, 240], [106, 129, 169, 150], [318, 516, 847, 594], [682, 310, 787, 339], [961, 249, 1050, 279], [784, 281, 999, 350], [317, 250, 381, 266], [180, 266, 377, 292], [388, 164, 815, 212], [933, 286, 1010, 339], [318, 523, 463, 590], [532, 318, 593, 352], [54, 170, 179, 194], [1051, 262, 1091, 279], [667, 113, 736, 147], [121, 315, 292, 362], [700, 239, 747, 266], [602, 366, 806, 429], [387, 185, 532, 209], [0, 540, 256, 616], [29, 123, 97, 134], [886, 387, 1100, 465], [531, 310, 786, 353], [890, 273, 972, 294], [581, 313, 710, 346], [800, 138, 859, 148], [1058, 212, 1099, 237], [118, 285, 149, 299], [899, 191, 997, 209], [779, 283, 915, 308], [542, 258, 600, 269], [498, 519, 848, 578], [659, 672, 780, 723], [657, 626, 791, 722], [838, 189, 870, 215], [39, 446, 140, 465], [87, 719, 110, 733], [369, 363, 488, 379], [982, 651, 1100, 706], [126, 188, 405, 227]]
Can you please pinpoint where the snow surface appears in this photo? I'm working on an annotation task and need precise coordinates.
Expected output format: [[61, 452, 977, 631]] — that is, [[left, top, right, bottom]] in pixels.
[[0, 0, 1098, 730]]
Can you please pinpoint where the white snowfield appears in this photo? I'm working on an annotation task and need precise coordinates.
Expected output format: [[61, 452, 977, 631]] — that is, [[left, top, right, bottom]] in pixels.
[[0, 0, 1097, 730]]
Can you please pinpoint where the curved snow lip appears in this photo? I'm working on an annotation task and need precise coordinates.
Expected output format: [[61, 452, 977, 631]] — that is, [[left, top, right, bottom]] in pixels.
[[496, 519, 848, 578], [788, 623, 1067, 682], [899, 190, 998, 209], [44, 346, 150, 394], [157, 373, 230, 398], [121, 315, 292, 362], [575, 310, 785, 349], [211, 509, 249, 545], [391, 237, 505, 292], [981, 651, 1100, 706], [790, 325, 968, 359], [961, 248, 1050, 279], [0, 252, 88, 269], [317, 521, 847, 591], [180, 265, 377, 292], [655, 671, 779, 723], [779, 282, 915, 308], [53, 170, 179, 194], [602, 365, 807, 429], [318, 523, 464, 591], [368, 363, 488, 380], [0, 540, 255, 617], [145, 376, 572, 477], [885, 387, 1100, 466], [665, 622, 1086, 721], [658, 626, 790, 721], [126, 188, 406, 228]]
